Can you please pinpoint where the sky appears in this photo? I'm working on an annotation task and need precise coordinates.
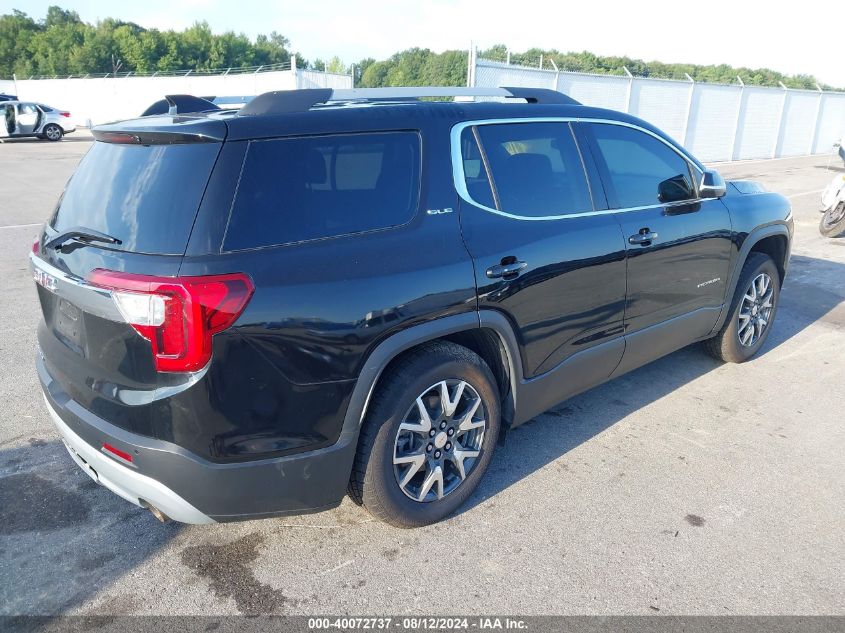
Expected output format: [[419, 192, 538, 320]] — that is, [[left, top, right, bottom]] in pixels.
[[3, 0, 843, 87]]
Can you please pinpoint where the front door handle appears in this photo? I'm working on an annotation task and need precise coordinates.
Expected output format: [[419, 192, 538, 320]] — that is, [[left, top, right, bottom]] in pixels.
[[486, 260, 527, 279], [628, 229, 658, 246]]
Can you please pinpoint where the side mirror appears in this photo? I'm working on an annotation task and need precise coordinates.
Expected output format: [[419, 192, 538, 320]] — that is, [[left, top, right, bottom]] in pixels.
[[700, 169, 726, 199]]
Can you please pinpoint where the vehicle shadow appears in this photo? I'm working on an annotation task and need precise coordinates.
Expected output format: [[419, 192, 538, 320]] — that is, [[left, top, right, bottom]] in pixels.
[[459, 253, 845, 515], [815, 164, 844, 173], [0, 439, 182, 615]]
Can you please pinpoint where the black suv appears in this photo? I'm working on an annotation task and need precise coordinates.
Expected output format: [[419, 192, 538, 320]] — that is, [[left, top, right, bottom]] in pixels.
[[32, 87, 792, 527]]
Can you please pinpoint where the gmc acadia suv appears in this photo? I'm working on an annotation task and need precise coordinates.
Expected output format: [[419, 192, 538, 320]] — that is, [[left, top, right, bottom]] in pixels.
[[31, 87, 793, 527]]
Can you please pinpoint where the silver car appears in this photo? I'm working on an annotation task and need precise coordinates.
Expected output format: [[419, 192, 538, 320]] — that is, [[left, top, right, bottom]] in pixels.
[[1, 101, 76, 141]]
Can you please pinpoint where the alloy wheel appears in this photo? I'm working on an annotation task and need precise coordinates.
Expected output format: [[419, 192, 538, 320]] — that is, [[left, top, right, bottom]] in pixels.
[[45, 125, 61, 140], [737, 272, 775, 347], [393, 379, 486, 503]]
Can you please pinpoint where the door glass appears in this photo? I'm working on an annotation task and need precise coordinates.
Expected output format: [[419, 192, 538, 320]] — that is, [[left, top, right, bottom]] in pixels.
[[474, 122, 592, 217], [459, 127, 495, 209], [590, 124, 696, 208]]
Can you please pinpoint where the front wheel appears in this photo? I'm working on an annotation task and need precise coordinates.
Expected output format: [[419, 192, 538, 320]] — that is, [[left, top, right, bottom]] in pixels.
[[43, 124, 63, 141], [705, 252, 780, 363], [349, 341, 501, 528], [820, 202, 845, 238]]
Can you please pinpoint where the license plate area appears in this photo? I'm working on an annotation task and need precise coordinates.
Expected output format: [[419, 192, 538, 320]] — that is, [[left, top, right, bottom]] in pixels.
[[54, 298, 84, 349]]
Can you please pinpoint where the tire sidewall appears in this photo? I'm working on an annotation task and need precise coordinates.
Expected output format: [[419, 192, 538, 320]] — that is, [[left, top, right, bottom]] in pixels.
[[363, 356, 500, 527], [723, 256, 780, 360], [819, 202, 845, 238]]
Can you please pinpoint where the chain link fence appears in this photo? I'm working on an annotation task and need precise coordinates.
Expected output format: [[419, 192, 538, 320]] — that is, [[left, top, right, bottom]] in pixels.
[[472, 57, 845, 162]]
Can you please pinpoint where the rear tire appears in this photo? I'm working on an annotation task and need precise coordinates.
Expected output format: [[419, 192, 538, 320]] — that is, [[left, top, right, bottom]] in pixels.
[[704, 252, 780, 363], [43, 124, 63, 141], [349, 341, 500, 528], [819, 202, 845, 238]]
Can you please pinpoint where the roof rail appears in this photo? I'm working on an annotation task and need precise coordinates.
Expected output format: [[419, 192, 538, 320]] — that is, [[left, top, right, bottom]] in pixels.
[[238, 86, 580, 116], [140, 94, 221, 117]]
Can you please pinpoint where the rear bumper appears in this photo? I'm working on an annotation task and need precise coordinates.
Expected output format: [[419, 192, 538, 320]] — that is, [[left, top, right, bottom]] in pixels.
[[44, 394, 214, 523], [38, 353, 358, 523]]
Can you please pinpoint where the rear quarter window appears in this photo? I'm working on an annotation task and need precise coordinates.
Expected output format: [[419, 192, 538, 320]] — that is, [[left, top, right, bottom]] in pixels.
[[223, 131, 421, 251]]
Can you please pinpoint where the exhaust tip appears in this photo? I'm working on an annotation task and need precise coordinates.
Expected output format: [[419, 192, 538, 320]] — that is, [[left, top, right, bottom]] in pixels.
[[141, 500, 170, 523]]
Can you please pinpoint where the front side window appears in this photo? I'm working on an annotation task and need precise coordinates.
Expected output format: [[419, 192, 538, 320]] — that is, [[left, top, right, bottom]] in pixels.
[[469, 122, 592, 218], [589, 123, 696, 208], [224, 131, 420, 250]]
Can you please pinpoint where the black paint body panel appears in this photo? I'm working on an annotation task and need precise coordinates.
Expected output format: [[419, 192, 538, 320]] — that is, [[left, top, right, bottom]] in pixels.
[[33, 98, 792, 519]]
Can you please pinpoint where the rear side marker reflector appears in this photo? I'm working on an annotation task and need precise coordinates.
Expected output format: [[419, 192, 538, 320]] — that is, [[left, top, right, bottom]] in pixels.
[[88, 270, 254, 373], [102, 442, 133, 463]]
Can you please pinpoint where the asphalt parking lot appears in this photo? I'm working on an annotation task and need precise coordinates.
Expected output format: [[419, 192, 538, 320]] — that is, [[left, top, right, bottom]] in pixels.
[[1, 131, 843, 616]]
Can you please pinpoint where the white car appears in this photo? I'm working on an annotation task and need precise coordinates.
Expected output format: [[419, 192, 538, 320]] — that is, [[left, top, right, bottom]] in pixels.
[[1, 101, 76, 141]]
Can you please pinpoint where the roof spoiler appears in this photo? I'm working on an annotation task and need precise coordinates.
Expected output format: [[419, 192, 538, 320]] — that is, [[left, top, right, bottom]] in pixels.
[[238, 86, 581, 116], [140, 94, 221, 117]]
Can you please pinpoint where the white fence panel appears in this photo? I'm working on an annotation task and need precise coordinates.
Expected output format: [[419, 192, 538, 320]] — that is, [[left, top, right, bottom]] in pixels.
[[557, 73, 628, 112], [7, 69, 352, 126], [297, 70, 355, 89], [629, 79, 690, 142], [686, 84, 742, 162], [813, 93, 845, 154], [473, 57, 845, 162], [778, 90, 821, 156], [734, 87, 783, 160]]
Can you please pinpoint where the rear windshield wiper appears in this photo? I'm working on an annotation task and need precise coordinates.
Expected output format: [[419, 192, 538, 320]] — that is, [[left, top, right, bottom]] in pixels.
[[46, 227, 122, 251]]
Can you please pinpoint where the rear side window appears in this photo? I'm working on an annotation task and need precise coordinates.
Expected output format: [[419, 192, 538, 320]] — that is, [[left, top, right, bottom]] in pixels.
[[589, 123, 696, 208], [472, 122, 592, 217], [51, 141, 221, 255], [224, 132, 420, 250], [460, 127, 495, 209]]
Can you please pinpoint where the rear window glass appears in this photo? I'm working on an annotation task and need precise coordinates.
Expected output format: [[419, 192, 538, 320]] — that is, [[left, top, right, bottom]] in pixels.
[[51, 141, 221, 255], [223, 132, 420, 251]]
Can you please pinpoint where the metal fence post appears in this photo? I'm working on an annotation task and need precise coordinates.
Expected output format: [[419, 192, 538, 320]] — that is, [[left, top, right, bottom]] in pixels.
[[772, 82, 789, 158], [729, 76, 745, 160], [466, 44, 471, 87], [808, 84, 824, 155], [549, 58, 559, 90], [623, 66, 633, 114], [681, 73, 695, 146]]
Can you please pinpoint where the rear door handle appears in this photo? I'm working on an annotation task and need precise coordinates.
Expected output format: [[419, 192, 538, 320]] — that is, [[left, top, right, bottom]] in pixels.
[[486, 261, 527, 279], [628, 230, 658, 245]]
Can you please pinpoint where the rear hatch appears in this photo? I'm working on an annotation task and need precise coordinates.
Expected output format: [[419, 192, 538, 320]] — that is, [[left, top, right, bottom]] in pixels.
[[33, 115, 229, 430]]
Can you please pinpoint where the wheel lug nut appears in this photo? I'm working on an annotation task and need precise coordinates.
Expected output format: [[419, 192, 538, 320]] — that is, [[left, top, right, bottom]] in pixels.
[[445, 442, 452, 450], [447, 428, 454, 436], [429, 429, 436, 437], [439, 421, 447, 430], [434, 450, 441, 459], [426, 444, 433, 452]]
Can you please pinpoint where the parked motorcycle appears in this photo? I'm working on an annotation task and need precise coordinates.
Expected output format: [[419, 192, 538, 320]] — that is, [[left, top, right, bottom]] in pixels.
[[820, 172, 845, 237]]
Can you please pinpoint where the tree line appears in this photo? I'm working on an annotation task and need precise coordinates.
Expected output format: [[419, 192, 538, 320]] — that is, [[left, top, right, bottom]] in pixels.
[[0, 6, 836, 91]]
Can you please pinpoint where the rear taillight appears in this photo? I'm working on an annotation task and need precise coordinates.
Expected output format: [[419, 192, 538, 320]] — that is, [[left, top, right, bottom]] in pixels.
[[60, 112, 71, 117], [88, 270, 254, 373]]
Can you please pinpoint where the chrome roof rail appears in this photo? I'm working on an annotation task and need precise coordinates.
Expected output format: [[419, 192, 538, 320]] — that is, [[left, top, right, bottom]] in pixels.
[[238, 86, 580, 116]]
